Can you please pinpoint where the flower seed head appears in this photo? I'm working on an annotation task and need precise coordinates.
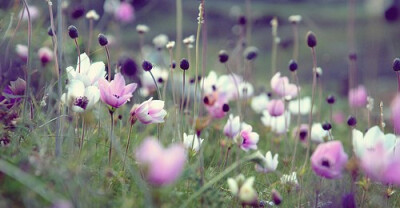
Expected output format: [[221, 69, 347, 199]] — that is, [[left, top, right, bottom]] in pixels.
[[218, 50, 229, 63], [171, 61, 176, 69], [47, 27, 55, 37], [289, 59, 298, 72], [180, 59, 190, 70], [222, 103, 230, 112], [347, 116, 357, 127], [322, 122, 332, 131], [142, 60, 153, 71], [326, 95, 335, 104], [98, 33, 108, 46], [271, 189, 282, 205], [349, 52, 357, 61], [244, 46, 258, 60], [68, 25, 79, 39], [238, 15, 246, 25], [393, 58, 400, 71], [306, 31, 317, 48]]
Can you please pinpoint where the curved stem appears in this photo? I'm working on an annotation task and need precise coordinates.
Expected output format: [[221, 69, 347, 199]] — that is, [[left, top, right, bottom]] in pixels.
[[149, 71, 161, 100], [290, 72, 301, 171], [21, 0, 31, 122], [122, 124, 134, 171], [105, 46, 112, 81]]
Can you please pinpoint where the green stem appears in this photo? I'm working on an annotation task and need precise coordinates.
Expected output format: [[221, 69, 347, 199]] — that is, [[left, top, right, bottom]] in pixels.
[[105, 46, 112, 81], [21, 0, 31, 122], [108, 111, 114, 166], [122, 124, 134, 171]]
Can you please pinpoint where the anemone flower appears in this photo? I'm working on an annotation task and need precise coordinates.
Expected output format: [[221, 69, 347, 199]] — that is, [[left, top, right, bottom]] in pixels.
[[98, 73, 137, 109], [183, 133, 204, 153], [255, 151, 279, 173], [130, 97, 167, 124], [0, 78, 26, 108], [261, 110, 291, 135], [267, 99, 285, 117], [38, 47, 53, 65], [238, 123, 259, 151], [223, 114, 241, 139], [66, 53, 106, 87], [348, 85, 367, 108], [61, 79, 100, 113], [271, 72, 299, 98], [114, 2, 135, 23], [251, 93, 269, 114]]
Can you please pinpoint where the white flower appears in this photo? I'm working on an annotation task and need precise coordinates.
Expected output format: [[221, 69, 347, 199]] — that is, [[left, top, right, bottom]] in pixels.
[[66, 53, 106, 87], [183, 133, 203, 153], [140, 67, 168, 97], [223, 114, 241, 139], [261, 110, 291, 135], [153, 34, 169, 49], [16, 44, 28, 60], [136, 24, 149, 34], [310, 123, 328, 143], [280, 172, 298, 186], [166, 41, 175, 49], [183, 35, 195, 45], [352, 126, 397, 158], [238, 82, 254, 99], [316, 67, 323, 76], [255, 151, 278, 173], [20, 6, 39, 21], [86, 10, 100, 20], [289, 96, 311, 115], [227, 175, 257, 204], [251, 93, 269, 114], [367, 96, 374, 111], [288, 15, 302, 24], [61, 79, 100, 113]]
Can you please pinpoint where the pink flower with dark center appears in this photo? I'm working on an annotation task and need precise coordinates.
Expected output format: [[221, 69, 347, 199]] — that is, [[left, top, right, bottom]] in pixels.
[[130, 97, 167, 124], [239, 123, 259, 151], [115, 2, 135, 23], [98, 73, 137, 109], [38, 47, 53, 65], [271, 72, 299, 98], [348, 85, 367, 108], [135, 137, 186, 186], [204, 92, 230, 119], [267, 99, 284, 117], [311, 141, 348, 179]]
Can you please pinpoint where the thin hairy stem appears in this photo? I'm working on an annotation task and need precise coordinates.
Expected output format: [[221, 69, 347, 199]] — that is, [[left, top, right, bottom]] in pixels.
[[21, 0, 31, 122], [122, 124, 134, 171], [105, 46, 112, 81], [86, 19, 93, 54], [108, 111, 114, 166], [74, 39, 81, 73]]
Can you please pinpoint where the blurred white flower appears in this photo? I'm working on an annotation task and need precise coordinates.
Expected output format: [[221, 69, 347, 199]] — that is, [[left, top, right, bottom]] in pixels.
[[183, 35, 195, 45], [153, 34, 169, 49], [183, 133, 203, 153], [261, 110, 291, 134], [20, 6, 39, 21], [166, 41, 175, 49], [136, 24, 150, 34], [140, 67, 168, 97], [310, 123, 328, 143], [288, 15, 302, 24], [251, 93, 269, 114], [86, 10, 100, 20], [352, 126, 397, 158], [255, 151, 279, 173], [223, 114, 241, 139], [289, 96, 311, 115], [280, 172, 298, 186], [227, 175, 257, 204]]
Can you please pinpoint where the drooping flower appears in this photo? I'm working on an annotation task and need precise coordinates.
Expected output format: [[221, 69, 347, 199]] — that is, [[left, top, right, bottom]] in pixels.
[[223, 114, 241, 139], [288, 96, 312, 115], [250, 93, 269, 114], [227, 174, 258, 205], [183, 133, 204, 153], [267, 99, 285, 117], [98, 73, 138, 109], [255, 151, 279, 173], [61, 79, 100, 113], [349, 85, 368, 108], [391, 94, 400, 134], [0, 78, 26, 109], [311, 141, 348, 179], [271, 72, 299, 98], [114, 2, 135, 23], [261, 110, 291, 135], [38, 47, 53, 65], [130, 97, 167, 124], [135, 137, 186, 186], [292, 124, 309, 143], [66, 53, 106, 87], [238, 123, 259, 151]]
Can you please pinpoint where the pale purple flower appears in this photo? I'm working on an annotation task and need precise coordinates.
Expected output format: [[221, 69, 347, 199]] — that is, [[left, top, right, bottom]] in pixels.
[[98, 73, 137, 109], [130, 97, 167, 124], [391, 94, 400, 134], [16, 44, 28, 62], [115, 2, 135, 23], [267, 99, 285, 117], [311, 141, 348, 179], [0, 78, 26, 108], [270, 72, 299, 98], [223, 114, 241, 139], [348, 85, 367, 108], [20, 5, 39, 21], [135, 137, 186, 186], [238, 123, 259, 151], [38, 47, 53, 65]]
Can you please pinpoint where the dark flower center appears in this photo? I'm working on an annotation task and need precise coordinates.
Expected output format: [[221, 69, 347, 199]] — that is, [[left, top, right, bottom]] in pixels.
[[113, 94, 120, 99], [321, 159, 330, 168], [299, 130, 307, 140], [74, 96, 89, 110]]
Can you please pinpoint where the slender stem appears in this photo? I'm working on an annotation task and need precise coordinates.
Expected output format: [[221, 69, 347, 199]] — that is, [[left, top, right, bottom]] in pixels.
[[302, 47, 317, 170], [5, 5, 24, 72], [224, 63, 241, 118], [192, 16, 202, 125], [222, 146, 231, 169], [292, 24, 299, 60], [176, 0, 183, 59], [56, 0, 63, 157], [21, 0, 31, 122], [79, 116, 85, 153], [74, 39, 81, 73], [271, 18, 278, 76], [139, 34, 144, 59], [108, 111, 114, 166], [181, 70, 186, 113], [397, 72, 400, 92], [105, 46, 111, 81], [149, 71, 161, 100], [179, 152, 259, 208], [86, 19, 93, 54], [123, 124, 134, 171], [245, 0, 252, 44], [314, 178, 322, 208], [290, 72, 301, 171]]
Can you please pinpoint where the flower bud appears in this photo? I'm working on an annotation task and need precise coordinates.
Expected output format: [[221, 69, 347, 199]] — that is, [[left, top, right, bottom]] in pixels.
[[393, 58, 400, 71], [47, 27, 55, 36], [180, 58, 190, 70], [306, 31, 317, 48], [244, 46, 258, 60], [68, 25, 79, 39], [288, 59, 298, 72], [349, 52, 357, 61], [347, 116, 357, 127], [98, 33, 108, 46], [271, 189, 282, 205], [218, 50, 229, 63], [142, 60, 153, 71], [222, 103, 230, 112], [322, 122, 332, 131], [326, 95, 335, 104], [238, 15, 246, 25]]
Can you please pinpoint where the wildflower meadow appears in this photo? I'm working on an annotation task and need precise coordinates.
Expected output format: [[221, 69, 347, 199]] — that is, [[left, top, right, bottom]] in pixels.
[[1, 0, 400, 207]]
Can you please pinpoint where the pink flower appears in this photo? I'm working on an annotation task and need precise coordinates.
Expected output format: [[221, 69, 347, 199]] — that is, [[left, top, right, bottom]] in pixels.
[[332, 111, 345, 124], [267, 99, 284, 117], [271, 72, 299, 98], [311, 141, 348, 179], [115, 2, 135, 23], [204, 92, 230, 119], [239, 123, 259, 151], [391, 94, 400, 134], [38, 47, 53, 65], [98, 73, 137, 109], [130, 97, 167, 124], [348, 85, 367, 108], [135, 137, 186, 186]]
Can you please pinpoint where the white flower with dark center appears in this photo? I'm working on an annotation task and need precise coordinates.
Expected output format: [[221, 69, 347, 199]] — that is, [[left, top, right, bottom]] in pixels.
[[289, 96, 311, 115], [66, 53, 106, 87], [310, 123, 328, 143], [136, 24, 150, 34], [61, 79, 100, 113], [183, 133, 203, 153]]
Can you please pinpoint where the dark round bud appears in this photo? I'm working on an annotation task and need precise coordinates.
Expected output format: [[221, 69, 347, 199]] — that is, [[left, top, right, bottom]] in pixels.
[[218, 50, 229, 63], [271, 189, 282, 206], [238, 15, 247, 25], [385, 4, 399, 23], [322, 122, 332, 131], [189, 78, 195, 84], [203, 96, 209, 105], [222, 104, 230, 112], [326, 95, 335, 104], [347, 116, 357, 127], [47, 27, 55, 36], [306, 31, 317, 48], [289, 59, 298, 72], [68, 25, 79, 39], [98, 33, 108, 46], [157, 78, 164, 83], [171, 61, 176, 69], [197, 75, 202, 81], [393, 58, 400, 71], [244, 46, 258, 60], [267, 92, 272, 97], [212, 85, 217, 91], [118, 57, 138, 77], [299, 130, 307, 141], [180, 58, 190, 70], [142, 60, 153, 71], [348, 53, 357, 61], [71, 5, 85, 19], [118, 115, 123, 120]]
